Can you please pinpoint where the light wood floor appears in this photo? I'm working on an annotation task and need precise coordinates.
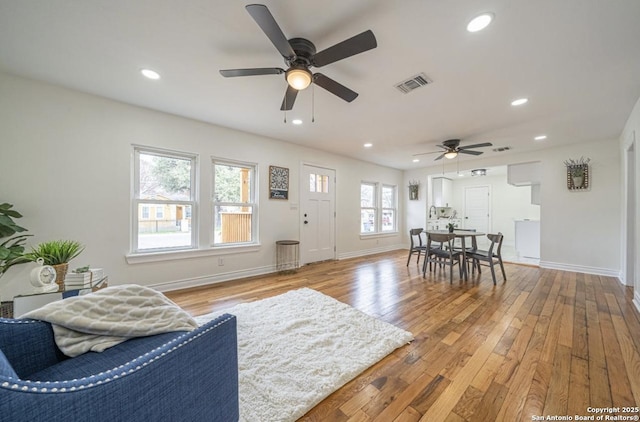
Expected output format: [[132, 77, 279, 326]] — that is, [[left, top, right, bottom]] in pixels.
[[166, 250, 640, 422]]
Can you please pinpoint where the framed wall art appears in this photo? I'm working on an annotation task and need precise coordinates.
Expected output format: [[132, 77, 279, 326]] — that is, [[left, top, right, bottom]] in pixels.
[[269, 165, 289, 200]]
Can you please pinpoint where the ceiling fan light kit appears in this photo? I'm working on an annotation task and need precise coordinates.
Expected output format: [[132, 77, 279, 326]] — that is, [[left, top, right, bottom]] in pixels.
[[444, 151, 458, 159], [220, 4, 377, 111], [286, 68, 312, 90]]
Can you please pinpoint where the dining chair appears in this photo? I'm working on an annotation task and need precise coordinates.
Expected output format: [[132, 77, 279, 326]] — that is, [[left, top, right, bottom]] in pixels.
[[466, 232, 506, 285], [422, 232, 463, 283], [451, 228, 478, 252], [406, 228, 427, 266]]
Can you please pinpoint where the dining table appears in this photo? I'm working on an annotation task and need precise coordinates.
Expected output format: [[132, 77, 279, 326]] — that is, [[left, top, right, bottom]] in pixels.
[[424, 230, 485, 280]]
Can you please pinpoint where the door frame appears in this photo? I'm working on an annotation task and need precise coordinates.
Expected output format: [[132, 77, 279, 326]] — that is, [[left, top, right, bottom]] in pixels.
[[299, 162, 337, 265], [622, 131, 638, 312]]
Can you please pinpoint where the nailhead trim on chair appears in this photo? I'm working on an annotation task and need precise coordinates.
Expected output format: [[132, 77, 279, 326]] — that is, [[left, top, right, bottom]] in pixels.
[[0, 315, 234, 393]]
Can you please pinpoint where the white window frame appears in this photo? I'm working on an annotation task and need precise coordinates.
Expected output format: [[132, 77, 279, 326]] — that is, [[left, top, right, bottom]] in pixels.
[[132, 145, 198, 254], [360, 182, 378, 234], [381, 184, 397, 232], [212, 157, 259, 247], [360, 182, 398, 235]]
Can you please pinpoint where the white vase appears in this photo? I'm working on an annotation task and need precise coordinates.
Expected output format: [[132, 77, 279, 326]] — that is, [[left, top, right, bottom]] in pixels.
[[572, 175, 584, 188]]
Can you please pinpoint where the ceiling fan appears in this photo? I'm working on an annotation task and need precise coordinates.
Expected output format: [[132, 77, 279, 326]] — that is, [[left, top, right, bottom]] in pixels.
[[219, 4, 377, 111], [413, 139, 493, 161]]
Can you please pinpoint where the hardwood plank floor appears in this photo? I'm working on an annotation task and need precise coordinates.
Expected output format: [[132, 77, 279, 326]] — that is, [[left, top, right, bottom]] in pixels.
[[165, 250, 640, 422]]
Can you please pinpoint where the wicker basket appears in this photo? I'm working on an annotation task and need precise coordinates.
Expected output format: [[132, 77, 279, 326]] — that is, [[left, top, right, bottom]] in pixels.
[[52, 263, 69, 290]]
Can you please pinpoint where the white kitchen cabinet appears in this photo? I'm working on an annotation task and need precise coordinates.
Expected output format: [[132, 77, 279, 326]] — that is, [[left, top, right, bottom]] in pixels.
[[427, 218, 461, 231], [432, 177, 452, 207], [507, 162, 541, 186], [531, 184, 541, 205]]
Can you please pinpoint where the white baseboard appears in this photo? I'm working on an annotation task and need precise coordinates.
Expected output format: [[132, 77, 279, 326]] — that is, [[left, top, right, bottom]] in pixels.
[[150, 264, 275, 293], [338, 244, 405, 260], [539, 260, 620, 278], [634, 291, 640, 314]]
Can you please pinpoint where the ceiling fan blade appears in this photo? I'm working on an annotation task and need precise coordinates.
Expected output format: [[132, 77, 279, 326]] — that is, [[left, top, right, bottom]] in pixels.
[[458, 150, 484, 156], [458, 142, 493, 150], [220, 68, 285, 77], [412, 151, 443, 156], [245, 4, 296, 59], [313, 73, 358, 102], [280, 85, 298, 111], [434, 153, 446, 161], [312, 30, 377, 67]]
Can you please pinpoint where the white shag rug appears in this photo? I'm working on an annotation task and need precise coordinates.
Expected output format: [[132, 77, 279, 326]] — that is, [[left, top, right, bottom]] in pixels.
[[195, 288, 413, 422]]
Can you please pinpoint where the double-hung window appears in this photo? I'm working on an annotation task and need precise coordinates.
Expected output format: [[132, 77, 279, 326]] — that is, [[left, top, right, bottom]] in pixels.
[[360, 182, 397, 234], [212, 158, 258, 246], [360, 182, 377, 233], [132, 146, 197, 253], [381, 184, 397, 232]]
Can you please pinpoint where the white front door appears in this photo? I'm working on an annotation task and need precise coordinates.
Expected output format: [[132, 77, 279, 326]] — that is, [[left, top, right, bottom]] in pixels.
[[300, 164, 336, 264], [464, 186, 490, 248]]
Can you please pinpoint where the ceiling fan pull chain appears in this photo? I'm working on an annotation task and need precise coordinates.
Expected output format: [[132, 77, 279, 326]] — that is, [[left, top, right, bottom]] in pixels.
[[284, 95, 287, 123], [312, 83, 315, 123]]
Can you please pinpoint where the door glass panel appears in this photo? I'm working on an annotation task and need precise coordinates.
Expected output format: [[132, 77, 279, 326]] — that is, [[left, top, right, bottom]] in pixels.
[[309, 174, 316, 192], [309, 174, 329, 193]]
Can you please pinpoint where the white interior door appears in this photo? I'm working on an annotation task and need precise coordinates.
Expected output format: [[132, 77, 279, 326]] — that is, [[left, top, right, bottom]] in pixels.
[[464, 186, 490, 248], [300, 164, 336, 264]]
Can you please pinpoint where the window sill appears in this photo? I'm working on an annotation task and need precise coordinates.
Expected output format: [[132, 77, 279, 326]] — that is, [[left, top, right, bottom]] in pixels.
[[126, 243, 261, 264], [360, 232, 399, 240]]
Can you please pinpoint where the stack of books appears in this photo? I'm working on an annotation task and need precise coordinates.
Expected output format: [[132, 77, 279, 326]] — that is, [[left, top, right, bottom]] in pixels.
[[64, 268, 105, 289]]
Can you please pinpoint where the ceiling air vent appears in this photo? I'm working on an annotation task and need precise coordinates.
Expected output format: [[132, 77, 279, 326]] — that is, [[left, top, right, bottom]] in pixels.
[[395, 73, 432, 94], [492, 146, 511, 152]]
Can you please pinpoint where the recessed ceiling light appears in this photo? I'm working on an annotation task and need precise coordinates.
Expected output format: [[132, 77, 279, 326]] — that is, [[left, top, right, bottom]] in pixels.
[[412, 159, 420, 163], [141, 69, 161, 80], [467, 13, 494, 32], [511, 98, 528, 106], [292, 119, 303, 125], [363, 143, 373, 148], [534, 135, 547, 141]]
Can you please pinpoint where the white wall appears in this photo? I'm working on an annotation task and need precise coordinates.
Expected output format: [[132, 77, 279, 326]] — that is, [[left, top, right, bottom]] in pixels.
[[405, 138, 621, 277], [0, 72, 404, 300], [620, 95, 640, 309]]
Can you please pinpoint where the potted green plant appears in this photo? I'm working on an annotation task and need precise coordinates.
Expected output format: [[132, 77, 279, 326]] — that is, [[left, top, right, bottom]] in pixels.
[[0, 203, 32, 278], [447, 223, 455, 233], [26, 240, 84, 288]]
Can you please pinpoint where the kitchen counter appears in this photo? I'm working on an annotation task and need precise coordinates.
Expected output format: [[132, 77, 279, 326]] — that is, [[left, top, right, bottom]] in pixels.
[[427, 218, 461, 231]]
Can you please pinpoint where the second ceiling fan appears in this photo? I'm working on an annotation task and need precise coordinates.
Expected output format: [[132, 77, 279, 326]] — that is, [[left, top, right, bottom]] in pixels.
[[413, 139, 493, 161], [220, 4, 377, 111]]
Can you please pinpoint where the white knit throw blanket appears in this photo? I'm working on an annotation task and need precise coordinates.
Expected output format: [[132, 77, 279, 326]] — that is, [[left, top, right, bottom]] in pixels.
[[22, 284, 198, 357]]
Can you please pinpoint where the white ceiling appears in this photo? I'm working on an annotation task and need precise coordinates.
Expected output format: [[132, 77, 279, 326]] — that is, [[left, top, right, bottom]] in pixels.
[[1, 0, 639, 170]]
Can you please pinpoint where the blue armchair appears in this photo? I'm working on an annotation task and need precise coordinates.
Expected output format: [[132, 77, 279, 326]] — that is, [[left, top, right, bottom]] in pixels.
[[0, 314, 239, 421]]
